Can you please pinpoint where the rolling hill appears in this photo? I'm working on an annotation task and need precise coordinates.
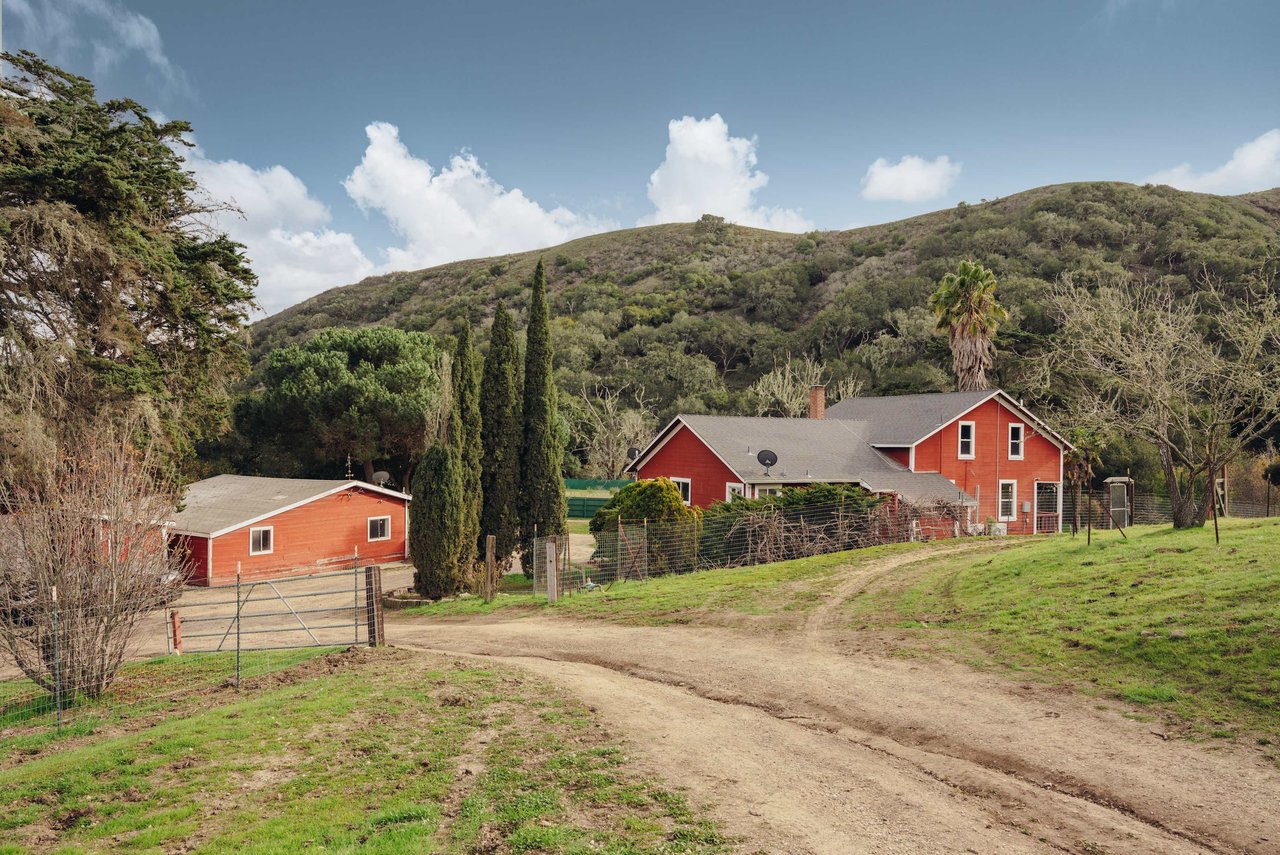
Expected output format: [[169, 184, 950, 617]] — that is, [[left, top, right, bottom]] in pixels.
[[245, 181, 1280, 477]]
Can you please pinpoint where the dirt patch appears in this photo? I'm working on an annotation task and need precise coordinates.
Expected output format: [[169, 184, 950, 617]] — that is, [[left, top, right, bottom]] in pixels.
[[389, 541, 1280, 854]]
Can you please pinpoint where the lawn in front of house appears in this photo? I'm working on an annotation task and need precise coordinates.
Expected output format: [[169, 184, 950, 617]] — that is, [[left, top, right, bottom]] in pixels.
[[0, 647, 727, 854]]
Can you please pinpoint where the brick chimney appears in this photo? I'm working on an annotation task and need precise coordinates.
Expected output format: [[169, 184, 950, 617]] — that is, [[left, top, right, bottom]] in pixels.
[[808, 384, 825, 420]]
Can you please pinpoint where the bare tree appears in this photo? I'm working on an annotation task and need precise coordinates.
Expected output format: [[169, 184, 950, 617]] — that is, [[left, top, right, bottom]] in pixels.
[[750, 355, 864, 417], [0, 420, 183, 701], [750, 355, 825, 416], [577, 382, 656, 479], [1044, 273, 1280, 529]]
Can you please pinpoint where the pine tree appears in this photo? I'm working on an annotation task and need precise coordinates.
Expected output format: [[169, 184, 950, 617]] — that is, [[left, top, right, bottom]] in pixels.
[[518, 258, 567, 563], [454, 325, 483, 572], [479, 302, 521, 564], [409, 441, 463, 599]]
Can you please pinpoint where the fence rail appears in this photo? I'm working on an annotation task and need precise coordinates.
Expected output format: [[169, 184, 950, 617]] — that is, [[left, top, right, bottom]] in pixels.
[[1, 559, 386, 735]]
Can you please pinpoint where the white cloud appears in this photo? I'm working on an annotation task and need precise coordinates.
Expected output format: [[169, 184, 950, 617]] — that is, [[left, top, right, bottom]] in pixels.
[[639, 114, 812, 231], [343, 122, 615, 271], [1144, 129, 1280, 195], [860, 154, 962, 202], [186, 148, 377, 315], [7, 0, 191, 96]]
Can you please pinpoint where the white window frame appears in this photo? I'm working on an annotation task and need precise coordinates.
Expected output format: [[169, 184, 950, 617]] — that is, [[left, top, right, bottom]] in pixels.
[[756, 486, 781, 498], [670, 477, 692, 505], [957, 421, 976, 460], [998, 480, 1017, 522], [726, 482, 745, 502], [367, 515, 392, 542], [249, 526, 274, 556], [1008, 422, 1025, 460]]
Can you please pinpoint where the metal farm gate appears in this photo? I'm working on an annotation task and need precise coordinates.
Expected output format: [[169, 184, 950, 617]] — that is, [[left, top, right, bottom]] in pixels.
[[167, 563, 386, 670]]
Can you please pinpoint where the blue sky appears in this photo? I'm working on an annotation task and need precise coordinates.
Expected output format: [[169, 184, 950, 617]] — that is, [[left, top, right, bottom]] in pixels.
[[6, 0, 1280, 313]]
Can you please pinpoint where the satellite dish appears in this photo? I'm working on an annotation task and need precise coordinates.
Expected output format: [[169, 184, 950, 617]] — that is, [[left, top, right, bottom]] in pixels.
[[626, 447, 640, 462], [371, 470, 392, 487], [757, 449, 778, 469]]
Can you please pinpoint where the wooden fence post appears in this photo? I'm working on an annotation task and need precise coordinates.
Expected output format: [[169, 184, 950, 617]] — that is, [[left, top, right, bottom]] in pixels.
[[375, 566, 385, 646], [484, 535, 497, 603], [170, 610, 183, 656], [545, 535, 559, 604], [364, 565, 379, 647]]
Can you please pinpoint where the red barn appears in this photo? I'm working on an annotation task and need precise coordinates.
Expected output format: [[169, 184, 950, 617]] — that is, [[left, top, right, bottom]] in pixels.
[[627, 388, 1068, 535], [169, 475, 410, 585]]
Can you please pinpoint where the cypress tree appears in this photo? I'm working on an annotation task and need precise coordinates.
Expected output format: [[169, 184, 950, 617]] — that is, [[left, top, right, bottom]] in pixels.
[[479, 302, 521, 564], [409, 441, 463, 599], [518, 258, 566, 563], [454, 325, 483, 572]]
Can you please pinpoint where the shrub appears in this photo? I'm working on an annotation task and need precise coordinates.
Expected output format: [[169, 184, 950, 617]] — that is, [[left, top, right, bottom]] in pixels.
[[589, 478, 698, 533]]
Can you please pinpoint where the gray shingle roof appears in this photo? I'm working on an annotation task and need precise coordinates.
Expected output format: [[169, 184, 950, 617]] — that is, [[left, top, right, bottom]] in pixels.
[[674, 415, 975, 506], [171, 475, 407, 536], [824, 389, 997, 445]]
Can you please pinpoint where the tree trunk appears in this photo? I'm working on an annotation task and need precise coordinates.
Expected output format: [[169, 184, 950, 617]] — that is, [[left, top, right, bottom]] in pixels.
[[363, 458, 375, 484], [1160, 443, 1203, 529], [1072, 480, 1082, 534]]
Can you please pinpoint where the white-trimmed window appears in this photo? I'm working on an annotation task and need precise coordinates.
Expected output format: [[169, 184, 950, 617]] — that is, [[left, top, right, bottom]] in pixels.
[[249, 526, 273, 555], [1008, 423, 1024, 460], [368, 515, 391, 542], [726, 482, 745, 502], [957, 421, 976, 459], [756, 486, 781, 498], [671, 477, 692, 505], [998, 480, 1017, 521]]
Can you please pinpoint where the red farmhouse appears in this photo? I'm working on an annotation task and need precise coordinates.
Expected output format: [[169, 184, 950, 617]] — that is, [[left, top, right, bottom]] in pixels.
[[169, 475, 410, 585], [627, 388, 1068, 534]]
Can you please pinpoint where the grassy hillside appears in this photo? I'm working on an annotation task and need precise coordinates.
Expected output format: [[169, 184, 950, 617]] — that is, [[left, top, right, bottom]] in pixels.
[[241, 181, 1280, 480], [252, 182, 1280, 392], [0, 648, 725, 854], [851, 518, 1280, 739]]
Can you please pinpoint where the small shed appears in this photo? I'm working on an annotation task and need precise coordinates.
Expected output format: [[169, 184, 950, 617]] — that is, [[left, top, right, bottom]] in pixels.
[[169, 475, 410, 585]]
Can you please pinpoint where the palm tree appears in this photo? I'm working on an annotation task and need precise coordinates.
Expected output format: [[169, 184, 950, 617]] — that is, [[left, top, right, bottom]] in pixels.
[[928, 261, 1009, 391]]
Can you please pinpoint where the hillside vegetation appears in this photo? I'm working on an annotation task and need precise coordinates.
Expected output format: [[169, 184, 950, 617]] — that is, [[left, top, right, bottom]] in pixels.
[[254, 182, 1280, 402]]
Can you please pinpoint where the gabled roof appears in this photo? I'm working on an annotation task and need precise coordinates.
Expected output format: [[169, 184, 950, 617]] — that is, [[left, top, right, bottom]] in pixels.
[[629, 415, 976, 506], [171, 475, 410, 538], [825, 389, 1070, 450], [824, 389, 998, 445]]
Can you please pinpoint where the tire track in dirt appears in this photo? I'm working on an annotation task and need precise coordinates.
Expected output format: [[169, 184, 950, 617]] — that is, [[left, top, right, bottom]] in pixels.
[[387, 543, 1279, 854]]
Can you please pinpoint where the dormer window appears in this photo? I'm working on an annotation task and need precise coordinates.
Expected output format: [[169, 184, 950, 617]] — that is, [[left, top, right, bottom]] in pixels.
[[957, 421, 976, 460]]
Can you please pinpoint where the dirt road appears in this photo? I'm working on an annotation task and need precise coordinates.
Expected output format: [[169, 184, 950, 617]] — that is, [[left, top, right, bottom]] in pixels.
[[389, 548, 1280, 855]]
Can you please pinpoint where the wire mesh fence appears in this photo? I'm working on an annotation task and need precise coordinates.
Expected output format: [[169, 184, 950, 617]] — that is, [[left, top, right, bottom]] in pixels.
[[1060, 491, 1275, 532], [532, 498, 972, 598], [0, 558, 385, 736]]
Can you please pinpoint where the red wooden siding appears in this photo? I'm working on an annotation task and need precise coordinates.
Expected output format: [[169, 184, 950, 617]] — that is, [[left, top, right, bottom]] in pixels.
[[911, 398, 1060, 533], [636, 424, 743, 508], [187, 488, 408, 584], [880, 447, 911, 468], [171, 534, 210, 585]]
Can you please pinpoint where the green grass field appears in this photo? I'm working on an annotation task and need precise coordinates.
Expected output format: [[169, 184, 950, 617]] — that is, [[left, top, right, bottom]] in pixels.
[[0, 648, 726, 854], [849, 518, 1280, 737], [408, 542, 936, 626]]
